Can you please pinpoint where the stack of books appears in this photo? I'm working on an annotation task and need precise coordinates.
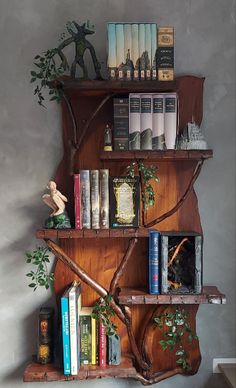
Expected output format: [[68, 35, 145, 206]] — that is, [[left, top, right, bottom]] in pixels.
[[107, 23, 174, 81], [113, 93, 178, 150], [60, 281, 121, 375]]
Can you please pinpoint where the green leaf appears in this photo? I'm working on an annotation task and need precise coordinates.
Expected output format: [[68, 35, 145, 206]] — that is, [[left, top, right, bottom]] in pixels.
[[28, 283, 36, 288], [30, 71, 37, 77]]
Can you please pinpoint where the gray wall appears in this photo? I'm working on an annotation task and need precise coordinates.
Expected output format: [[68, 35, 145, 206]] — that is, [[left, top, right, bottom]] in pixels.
[[0, 1, 235, 387]]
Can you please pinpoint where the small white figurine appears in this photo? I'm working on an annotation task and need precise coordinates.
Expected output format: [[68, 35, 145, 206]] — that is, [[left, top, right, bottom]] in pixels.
[[42, 181, 71, 229], [42, 181, 68, 216]]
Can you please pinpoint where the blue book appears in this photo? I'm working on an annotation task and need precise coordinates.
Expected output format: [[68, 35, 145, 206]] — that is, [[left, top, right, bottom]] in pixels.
[[61, 290, 71, 374], [148, 230, 160, 294]]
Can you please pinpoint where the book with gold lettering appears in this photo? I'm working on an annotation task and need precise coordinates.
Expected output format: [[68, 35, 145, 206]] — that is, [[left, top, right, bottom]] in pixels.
[[109, 176, 140, 228]]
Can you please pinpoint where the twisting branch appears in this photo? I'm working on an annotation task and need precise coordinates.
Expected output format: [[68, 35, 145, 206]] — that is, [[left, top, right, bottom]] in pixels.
[[145, 160, 204, 228], [110, 238, 138, 295], [61, 90, 78, 146], [77, 93, 114, 150], [135, 368, 183, 385], [45, 239, 126, 324]]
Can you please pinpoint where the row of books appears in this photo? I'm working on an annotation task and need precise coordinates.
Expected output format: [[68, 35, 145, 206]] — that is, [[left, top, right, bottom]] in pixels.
[[113, 93, 177, 151], [148, 231, 202, 295], [107, 23, 174, 81], [61, 282, 121, 375], [74, 172, 140, 229]]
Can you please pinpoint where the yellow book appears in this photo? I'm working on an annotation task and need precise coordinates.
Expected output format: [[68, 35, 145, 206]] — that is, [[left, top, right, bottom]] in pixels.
[[91, 316, 96, 365]]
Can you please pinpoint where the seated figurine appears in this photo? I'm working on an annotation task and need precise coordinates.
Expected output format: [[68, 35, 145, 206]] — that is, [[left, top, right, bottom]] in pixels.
[[42, 181, 71, 229]]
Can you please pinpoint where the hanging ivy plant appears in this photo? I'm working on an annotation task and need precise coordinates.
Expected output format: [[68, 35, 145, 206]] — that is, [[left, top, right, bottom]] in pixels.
[[127, 161, 160, 210], [154, 307, 198, 370], [92, 295, 118, 337], [25, 246, 54, 291]]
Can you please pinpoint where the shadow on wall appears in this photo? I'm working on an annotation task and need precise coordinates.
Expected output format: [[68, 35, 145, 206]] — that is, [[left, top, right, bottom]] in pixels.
[[204, 373, 229, 388]]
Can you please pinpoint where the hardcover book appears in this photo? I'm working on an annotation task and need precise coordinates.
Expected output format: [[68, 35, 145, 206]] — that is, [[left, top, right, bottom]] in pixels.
[[116, 24, 125, 80], [107, 23, 117, 80], [140, 94, 153, 150], [74, 174, 81, 230], [113, 97, 129, 151], [129, 93, 141, 150], [110, 176, 140, 228], [145, 24, 152, 80], [139, 23, 146, 80], [37, 307, 54, 365], [100, 169, 109, 229], [99, 321, 107, 367], [124, 24, 133, 80], [90, 170, 100, 229], [164, 93, 177, 149], [80, 170, 91, 229], [148, 230, 161, 294], [131, 24, 139, 80], [80, 307, 96, 365], [157, 27, 174, 81], [151, 23, 157, 80], [69, 282, 81, 375], [61, 290, 71, 374], [107, 334, 121, 366], [152, 94, 165, 149]]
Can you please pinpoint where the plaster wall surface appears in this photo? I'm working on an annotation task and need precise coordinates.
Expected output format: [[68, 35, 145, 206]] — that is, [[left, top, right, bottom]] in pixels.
[[0, 1, 235, 387]]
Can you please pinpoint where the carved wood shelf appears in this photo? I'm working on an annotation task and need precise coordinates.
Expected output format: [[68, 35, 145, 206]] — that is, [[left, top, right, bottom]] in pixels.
[[36, 228, 149, 239], [100, 150, 213, 162], [24, 355, 136, 382], [118, 286, 226, 305]]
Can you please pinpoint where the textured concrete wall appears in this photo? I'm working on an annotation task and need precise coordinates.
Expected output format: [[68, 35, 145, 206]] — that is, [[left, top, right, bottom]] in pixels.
[[0, 1, 235, 387]]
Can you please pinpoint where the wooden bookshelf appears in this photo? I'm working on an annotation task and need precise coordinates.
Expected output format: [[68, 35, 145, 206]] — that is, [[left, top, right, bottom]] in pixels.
[[36, 228, 149, 239]]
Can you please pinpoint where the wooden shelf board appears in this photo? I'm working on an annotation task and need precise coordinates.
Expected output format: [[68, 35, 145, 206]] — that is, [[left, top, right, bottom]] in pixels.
[[59, 76, 177, 96], [100, 149, 213, 161], [118, 286, 226, 305], [23, 355, 137, 382], [36, 228, 149, 239]]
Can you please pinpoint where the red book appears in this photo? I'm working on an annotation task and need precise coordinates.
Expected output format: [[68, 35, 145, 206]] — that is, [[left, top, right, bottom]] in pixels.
[[99, 321, 106, 367], [74, 174, 81, 229]]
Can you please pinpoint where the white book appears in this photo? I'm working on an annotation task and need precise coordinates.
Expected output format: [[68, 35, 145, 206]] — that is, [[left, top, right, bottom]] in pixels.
[[139, 24, 145, 80], [152, 94, 165, 149], [131, 24, 139, 80], [145, 24, 152, 80], [107, 23, 117, 80], [140, 94, 152, 150], [151, 24, 157, 80], [129, 93, 141, 150], [116, 24, 125, 80], [99, 169, 109, 229], [164, 93, 177, 149], [80, 170, 91, 229], [124, 24, 132, 80], [69, 282, 79, 375], [90, 170, 100, 229]]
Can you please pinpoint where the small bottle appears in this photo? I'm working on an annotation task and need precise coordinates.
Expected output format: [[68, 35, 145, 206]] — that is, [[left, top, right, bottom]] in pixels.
[[104, 124, 113, 151]]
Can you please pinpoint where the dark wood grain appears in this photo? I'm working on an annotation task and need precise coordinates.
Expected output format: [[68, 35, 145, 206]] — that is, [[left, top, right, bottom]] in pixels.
[[100, 150, 213, 161]]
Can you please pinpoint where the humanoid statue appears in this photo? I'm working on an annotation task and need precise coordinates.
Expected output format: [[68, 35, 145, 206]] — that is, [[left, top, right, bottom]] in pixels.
[[42, 181, 71, 229]]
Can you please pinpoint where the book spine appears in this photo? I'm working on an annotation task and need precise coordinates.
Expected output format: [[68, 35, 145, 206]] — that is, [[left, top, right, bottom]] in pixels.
[[91, 317, 97, 365], [99, 169, 109, 229], [152, 94, 165, 150], [157, 27, 174, 81], [61, 297, 71, 374], [69, 287, 78, 375], [77, 286, 82, 368], [140, 94, 152, 150], [80, 170, 91, 229], [116, 23, 125, 80], [131, 24, 139, 81], [151, 23, 157, 80], [148, 230, 160, 294], [80, 315, 92, 365], [164, 93, 177, 149], [124, 24, 132, 81], [113, 97, 129, 151], [108, 334, 121, 366], [90, 170, 100, 229], [99, 321, 107, 367], [107, 23, 117, 80], [145, 24, 152, 80], [74, 174, 81, 230], [129, 94, 141, 150], [37, 308, 54, 364], [139, 23, 146, 80]]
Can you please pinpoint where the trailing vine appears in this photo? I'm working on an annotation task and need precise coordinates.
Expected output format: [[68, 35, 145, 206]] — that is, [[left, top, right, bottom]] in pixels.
[[25, 246, 54, 291], [127, 161, 160, 210], [92, 295, 118, 336], [154, 307, 198, 370]]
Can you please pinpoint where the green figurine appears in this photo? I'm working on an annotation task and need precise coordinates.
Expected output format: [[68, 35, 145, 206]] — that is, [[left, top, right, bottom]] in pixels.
[[42, 181, 71, 229]]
